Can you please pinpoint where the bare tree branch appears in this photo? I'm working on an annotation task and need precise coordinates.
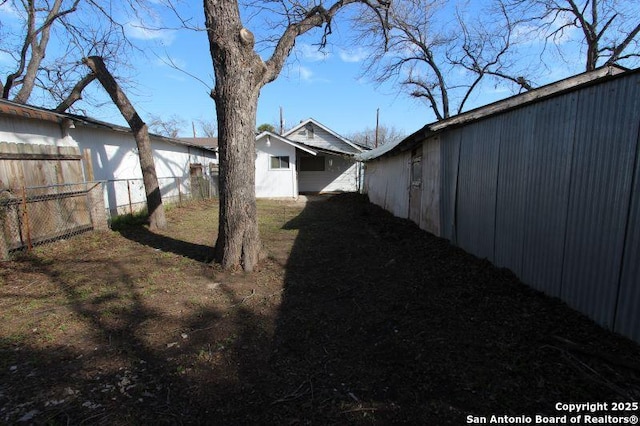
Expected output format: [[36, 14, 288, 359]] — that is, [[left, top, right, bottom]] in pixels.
[[54, 71, 96, 112], [505, 0, 640, 71], [3, 0, 82, 101], [353, 0, 532, 120]]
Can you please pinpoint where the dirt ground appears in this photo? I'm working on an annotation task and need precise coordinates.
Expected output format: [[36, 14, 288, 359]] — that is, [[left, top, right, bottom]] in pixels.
[[1, 194, 639, 425]]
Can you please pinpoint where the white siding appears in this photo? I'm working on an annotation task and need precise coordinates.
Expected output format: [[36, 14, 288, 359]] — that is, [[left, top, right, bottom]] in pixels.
[[288, 123, 359, 154], [364, 151, 410, 219], [71, 127, 216, 181], [0, 115, 74, 147], [255, 135, 298, 198], [298, 155, 358, 193], [0, 113, 217, 214]]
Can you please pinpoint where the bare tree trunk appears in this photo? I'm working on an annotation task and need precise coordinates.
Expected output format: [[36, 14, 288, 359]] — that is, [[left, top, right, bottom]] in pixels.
[[3, 0, 80, 102], [83, 56, 167, 231], [214, 89, 261, 271], [205, 1, 263, 271], [204, 0, 384, 271]]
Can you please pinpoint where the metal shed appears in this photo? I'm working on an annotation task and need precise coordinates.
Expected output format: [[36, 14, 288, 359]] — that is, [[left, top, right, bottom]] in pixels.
[[359, 66, 640, 343]]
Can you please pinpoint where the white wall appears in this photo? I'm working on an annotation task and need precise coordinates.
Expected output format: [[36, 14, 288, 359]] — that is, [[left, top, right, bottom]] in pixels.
[[255, 134, 298, 198], [0, 114, 217, 214], [0, 115, 74, 147], [71, 126, 217, 213], [298, 155, 359, 193], [364, 151, 410, 219]]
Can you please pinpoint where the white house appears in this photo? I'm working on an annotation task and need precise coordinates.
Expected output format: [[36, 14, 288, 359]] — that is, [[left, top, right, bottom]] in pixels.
[[0, 98, 218, 215], [254, 119, 365, 198], [0, 101, 363, 204], [255, 131, 316, 198]]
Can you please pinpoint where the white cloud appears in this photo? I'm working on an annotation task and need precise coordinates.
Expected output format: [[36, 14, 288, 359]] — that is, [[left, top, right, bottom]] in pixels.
[[125, 19, 176, 44], [297, 43, 331, 62], [298, 65, 313, 81], [288, 64, 330, 84], [338, 47, 369, 63]]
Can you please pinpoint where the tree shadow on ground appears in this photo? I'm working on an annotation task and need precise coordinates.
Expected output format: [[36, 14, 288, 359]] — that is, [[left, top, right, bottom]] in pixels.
[[116, 226, 214, 262], [0, 251, 225, 424], [226, 194, 640, 423]]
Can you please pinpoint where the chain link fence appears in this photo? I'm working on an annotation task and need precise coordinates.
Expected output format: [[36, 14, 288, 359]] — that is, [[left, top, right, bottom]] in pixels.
[[0, 182, 107, 258], [0, 174, 219, 258], [103, 175, 218, 218]]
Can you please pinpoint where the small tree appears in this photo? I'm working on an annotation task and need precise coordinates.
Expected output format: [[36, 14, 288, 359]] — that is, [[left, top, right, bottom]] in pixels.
[[257, 123, 276, 133], [149, 114, 186, 138], [196, 119, 217, 138], [84, 56, 167, 231], [349, 125, 405, 148]]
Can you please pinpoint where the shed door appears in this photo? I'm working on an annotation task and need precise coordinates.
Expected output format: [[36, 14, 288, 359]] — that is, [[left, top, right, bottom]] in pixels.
[[409, 148, 422, 225]]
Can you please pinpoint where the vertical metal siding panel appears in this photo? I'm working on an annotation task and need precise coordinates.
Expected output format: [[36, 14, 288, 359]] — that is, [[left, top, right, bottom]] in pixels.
[[616, 157, 640, 340], [440, 129, 462, 242], [420, 137, 441, 236], [561, 75, 640, 329], [613, 77, 640, 341], [494, 108, 536, 276], [388, 152, 411, 219], [520, 93, 578, 297], [456, 120, 501, 261]]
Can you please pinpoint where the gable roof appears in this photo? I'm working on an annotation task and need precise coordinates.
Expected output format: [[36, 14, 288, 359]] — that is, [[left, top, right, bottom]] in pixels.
[[284, 118, 364, 154], [256, 131, 317, 155], [357, 65, 634, 162], [0, 98, 217, 153]]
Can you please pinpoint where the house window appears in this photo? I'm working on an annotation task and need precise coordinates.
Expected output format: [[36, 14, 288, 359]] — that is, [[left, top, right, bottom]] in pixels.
[[270, 155, 290, 169], [300, 156, 325, 171]]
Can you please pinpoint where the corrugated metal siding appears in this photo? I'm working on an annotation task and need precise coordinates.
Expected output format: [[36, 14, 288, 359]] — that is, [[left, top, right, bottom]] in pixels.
[[364, 70, 640, 342], [519, 94, 578, 296], [494, 107, 536, 276], [455, 121, 501, 261], [439, 129, 462, 242], [364, 152, 410, 219], [616, 143, 640, 340], [420, 137, 441, 235], [561, 76, 640, 329]]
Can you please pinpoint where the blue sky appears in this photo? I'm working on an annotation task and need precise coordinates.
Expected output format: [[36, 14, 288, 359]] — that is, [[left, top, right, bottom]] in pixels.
[[0, 1, 638, 139]]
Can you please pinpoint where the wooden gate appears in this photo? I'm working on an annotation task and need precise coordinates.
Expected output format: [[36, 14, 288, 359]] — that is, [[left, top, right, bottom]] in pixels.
[[0, 142, 106, 257]]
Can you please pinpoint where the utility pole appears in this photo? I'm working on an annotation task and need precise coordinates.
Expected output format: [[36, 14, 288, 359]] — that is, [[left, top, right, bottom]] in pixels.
[[280, 106, 285, 135], [192, 121, 197, 138], [375, 108, 380, 148]]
